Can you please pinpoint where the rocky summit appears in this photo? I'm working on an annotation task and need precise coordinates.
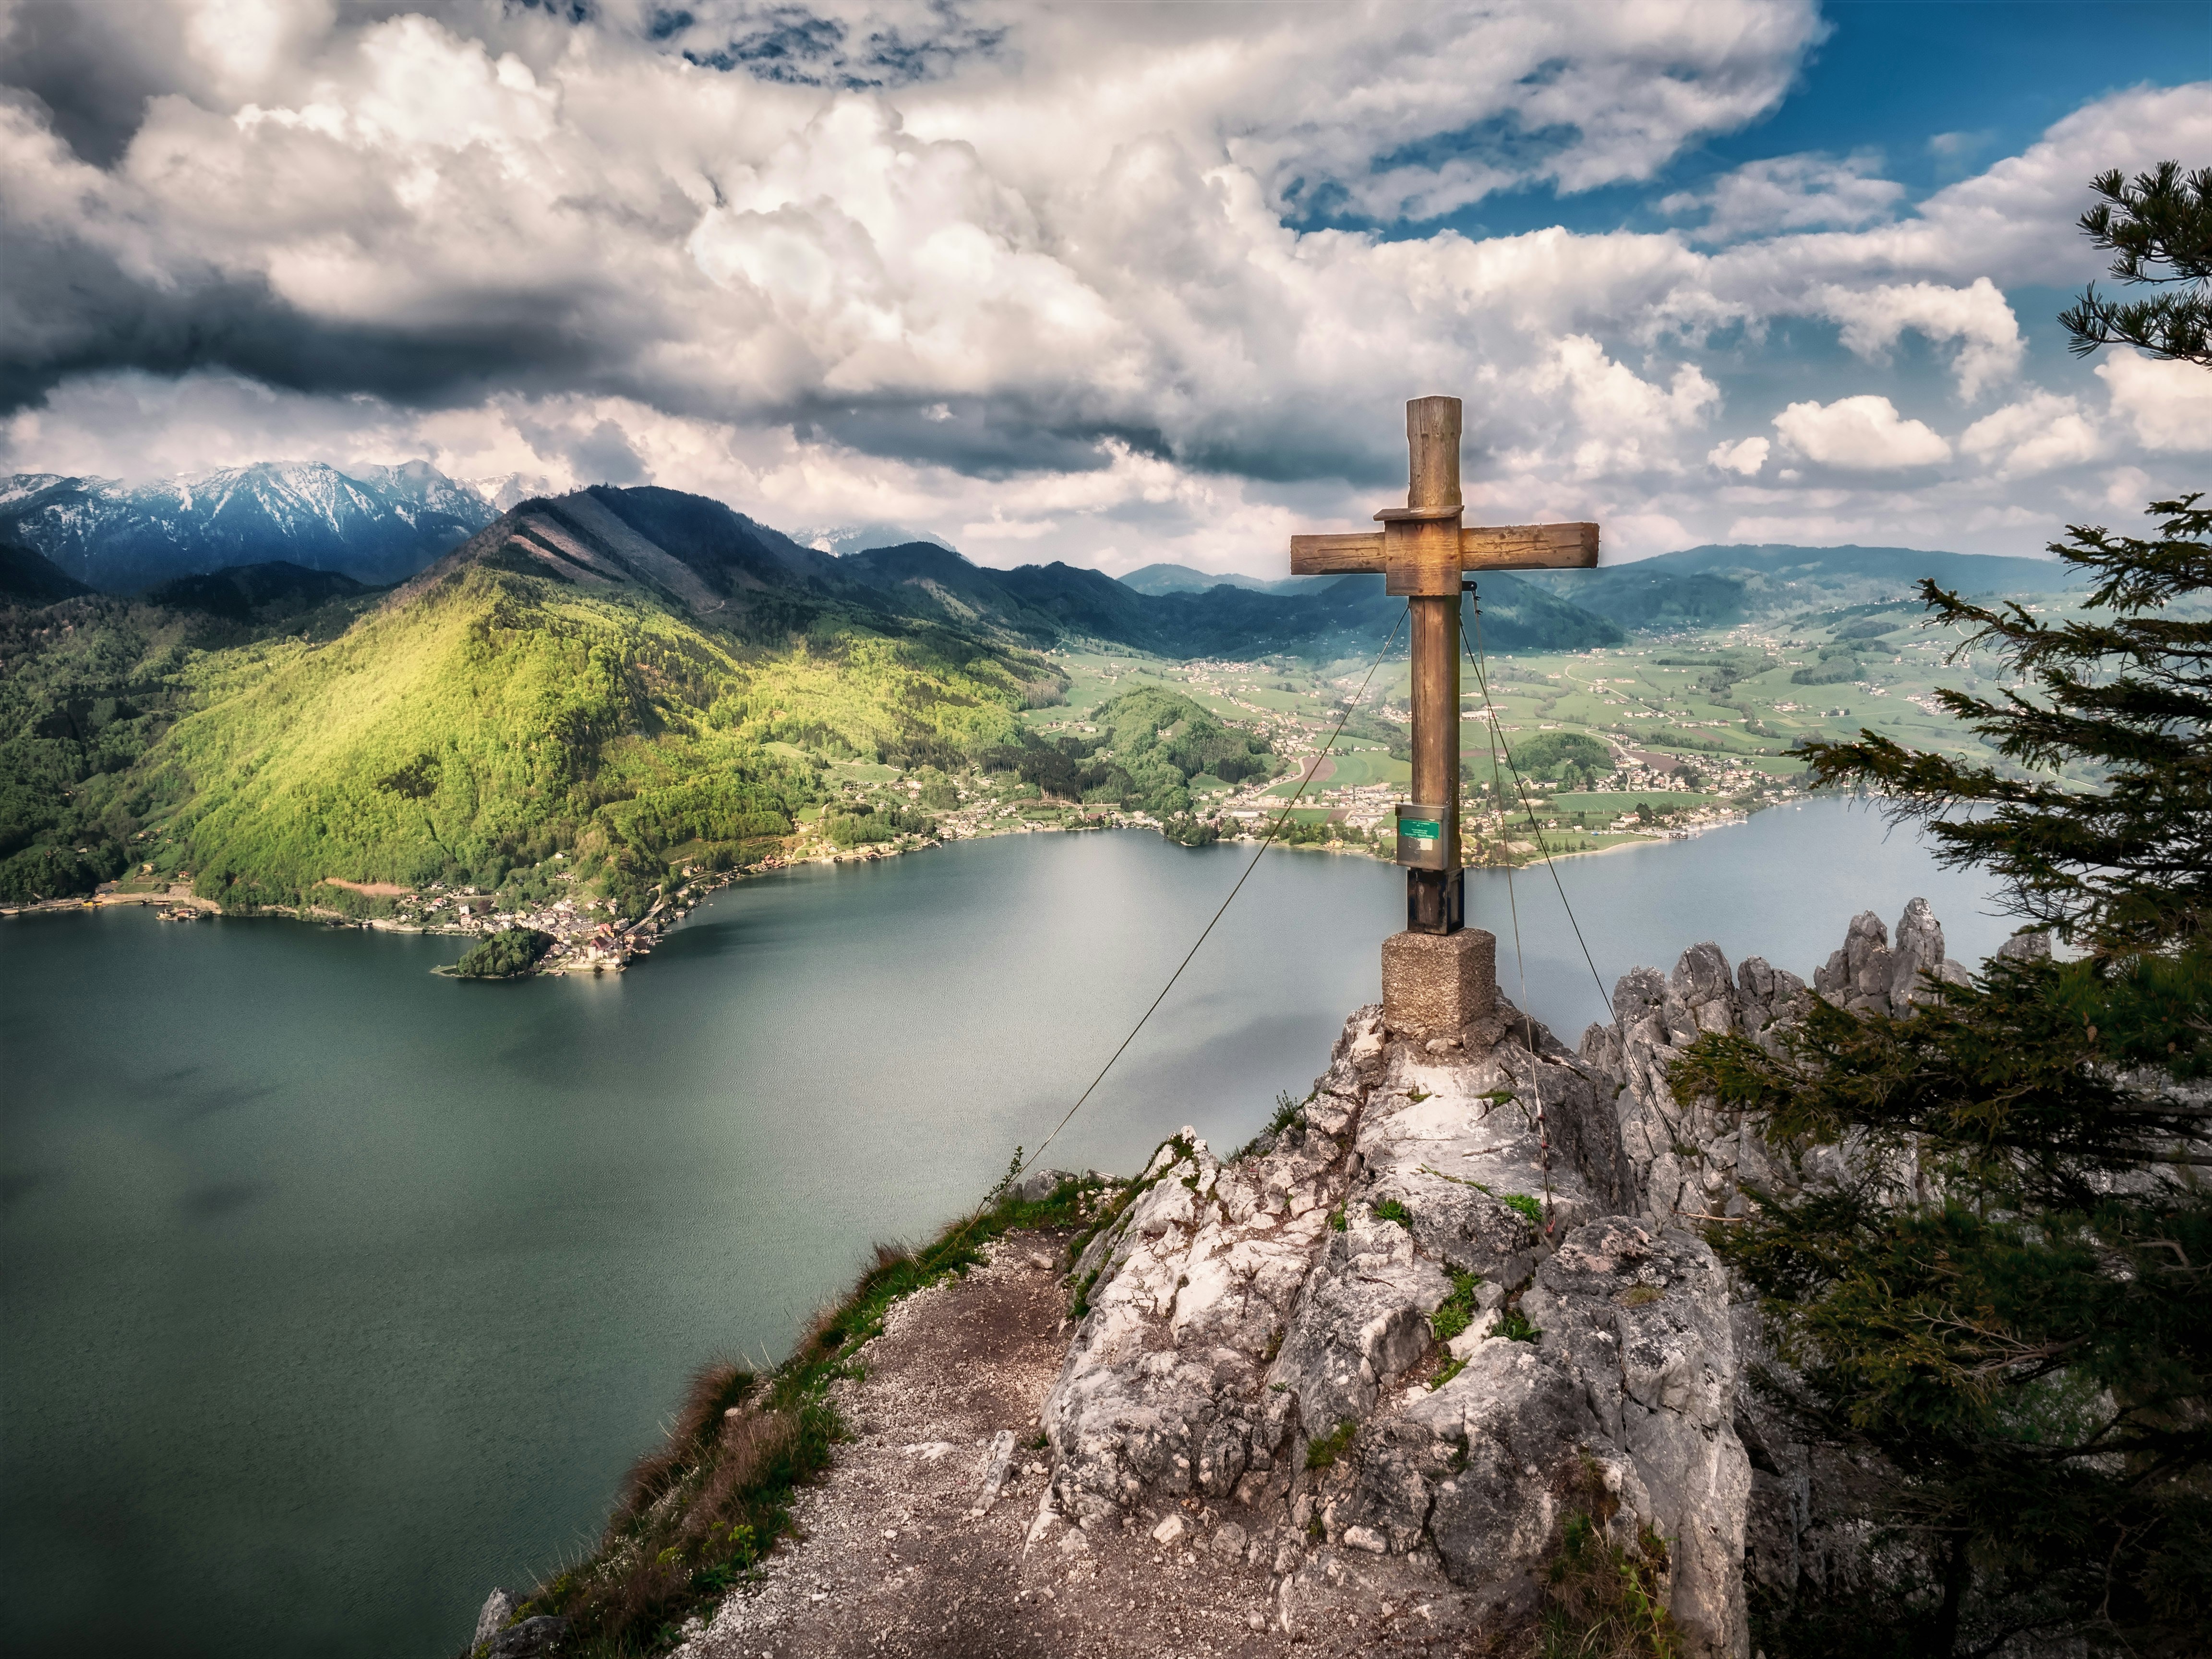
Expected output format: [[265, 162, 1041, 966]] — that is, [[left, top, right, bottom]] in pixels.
[[1027, 901, 1984, 1657], [515, 900, 1987, 1659]]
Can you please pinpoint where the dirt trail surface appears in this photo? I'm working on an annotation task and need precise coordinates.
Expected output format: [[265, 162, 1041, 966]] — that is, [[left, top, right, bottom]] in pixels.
[[674, 1234, 1465, 1659]]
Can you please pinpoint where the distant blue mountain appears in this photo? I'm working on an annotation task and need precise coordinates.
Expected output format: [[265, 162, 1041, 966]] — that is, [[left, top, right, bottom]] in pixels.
[[1117, 562, 1312, 597], [1521, 541, 2079, 631], [0, 461, 495, 592]]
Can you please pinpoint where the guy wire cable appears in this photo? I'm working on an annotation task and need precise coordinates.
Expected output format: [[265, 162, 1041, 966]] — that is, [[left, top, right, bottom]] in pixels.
[[1460, 607, 1614, 1030], [1463, 605, 1678, 1153], [1465, 588, 1552, 1227], [948, 604, 1412, 1243]]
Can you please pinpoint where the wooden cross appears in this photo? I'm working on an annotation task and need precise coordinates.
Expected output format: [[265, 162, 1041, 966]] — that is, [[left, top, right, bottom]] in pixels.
[[1287, 396, 1599, 936]]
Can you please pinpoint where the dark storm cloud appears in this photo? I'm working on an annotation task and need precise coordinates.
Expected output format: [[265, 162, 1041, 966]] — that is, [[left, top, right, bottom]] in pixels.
[[0, 0, 175, 166], [796, 396, 1407, 491], [14, 0, 2187, 569], [802, 399, 1141, 479], [0, 211, 617, 416]]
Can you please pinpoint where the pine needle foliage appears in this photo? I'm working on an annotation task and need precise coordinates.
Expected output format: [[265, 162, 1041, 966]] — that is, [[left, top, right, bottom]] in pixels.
[[2058, 162, 2212, 367], [1794, 494, 2211, 953], [1667, 163, 2212, 1659]]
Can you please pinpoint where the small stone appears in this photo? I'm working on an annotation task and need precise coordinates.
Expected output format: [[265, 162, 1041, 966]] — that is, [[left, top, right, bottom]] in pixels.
[[472, 1589, 517, 1651], [1212, 1521, 1248, 1559], [1342, 1525, 1387, 1554], [488, 1616, 569, 1659], [1058, 1527, 1091, 1554], [1249, 1611, 1268, 1630], [1152, 1514, 1187, 1545]]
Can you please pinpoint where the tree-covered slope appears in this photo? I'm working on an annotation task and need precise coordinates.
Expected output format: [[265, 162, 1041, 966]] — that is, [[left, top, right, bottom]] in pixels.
[[0, 594, 195, 900], [1006, 686, 1277, 819], [0, 540, 93, 604], [147, 560, 1047, 912]]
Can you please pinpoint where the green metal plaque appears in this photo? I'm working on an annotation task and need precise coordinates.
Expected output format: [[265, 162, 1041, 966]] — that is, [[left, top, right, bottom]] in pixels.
[[1395, 801, 1454, 870]]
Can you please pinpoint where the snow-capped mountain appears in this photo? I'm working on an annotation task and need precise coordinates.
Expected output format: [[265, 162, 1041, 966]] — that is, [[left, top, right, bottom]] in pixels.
[[0, 461, 498, 592]]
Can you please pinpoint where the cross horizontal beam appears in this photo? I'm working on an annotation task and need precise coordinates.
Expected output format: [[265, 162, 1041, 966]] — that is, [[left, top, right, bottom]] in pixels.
[[1288, 522, 1599, 576]]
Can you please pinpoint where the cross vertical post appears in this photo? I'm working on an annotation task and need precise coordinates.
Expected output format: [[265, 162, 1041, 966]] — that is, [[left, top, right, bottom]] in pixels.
[[1396, 396, 1466, 936]]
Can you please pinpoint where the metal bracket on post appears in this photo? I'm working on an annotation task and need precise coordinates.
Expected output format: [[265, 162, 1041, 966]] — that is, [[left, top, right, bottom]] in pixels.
[[1396, 802, 1462, 933], [1406, 868, 1464, 935], [1394, 801, 1454, 869]]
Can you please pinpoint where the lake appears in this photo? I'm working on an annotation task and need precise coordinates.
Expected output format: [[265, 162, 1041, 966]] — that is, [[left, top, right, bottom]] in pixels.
[[0, 802, 2013, 1658]]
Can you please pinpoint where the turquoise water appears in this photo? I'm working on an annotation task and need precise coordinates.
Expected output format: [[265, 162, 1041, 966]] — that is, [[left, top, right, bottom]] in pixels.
[[0, 805, 2009, 1657]]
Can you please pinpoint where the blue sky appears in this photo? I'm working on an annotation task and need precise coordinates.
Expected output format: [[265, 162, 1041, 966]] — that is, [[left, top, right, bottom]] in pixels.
[[1449, 4, 2211, 231], [2, 0, 2208, 570]]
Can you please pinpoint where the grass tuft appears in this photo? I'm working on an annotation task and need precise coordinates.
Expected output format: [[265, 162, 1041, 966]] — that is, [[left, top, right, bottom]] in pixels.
[[1305, 1418, 1359, 1470], [1429, 1270, 1482, 1342], [1232, 1089, 1312, 1160], [1540, 1458, 1681, 1659], [1501, 1191, 1544, 1227], [1371, 1197, 1413, 1227]]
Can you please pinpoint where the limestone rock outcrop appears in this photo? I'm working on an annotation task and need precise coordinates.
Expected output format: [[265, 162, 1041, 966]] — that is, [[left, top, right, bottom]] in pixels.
[[1040, 997, 1754, 1654], [1587, 899, 1981, 1226], [1034, 897, 1992, 1657]]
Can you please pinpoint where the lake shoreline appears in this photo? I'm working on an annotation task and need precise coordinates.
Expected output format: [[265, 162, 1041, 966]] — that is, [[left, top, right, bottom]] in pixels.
[[0, 805, 1759, 960]]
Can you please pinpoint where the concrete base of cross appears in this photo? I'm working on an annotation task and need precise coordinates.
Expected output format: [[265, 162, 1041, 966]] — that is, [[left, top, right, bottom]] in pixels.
[[1381, 927, 1497, 1039]]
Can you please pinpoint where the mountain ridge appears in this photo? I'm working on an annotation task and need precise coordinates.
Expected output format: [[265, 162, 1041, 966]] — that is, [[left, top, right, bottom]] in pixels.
[[1117, 562, 1307, 597], [1, 459, 2078, 651], [0, 461, 497, 592], [416, 488, 1624, 657], [1522, 540, 2080, 631]]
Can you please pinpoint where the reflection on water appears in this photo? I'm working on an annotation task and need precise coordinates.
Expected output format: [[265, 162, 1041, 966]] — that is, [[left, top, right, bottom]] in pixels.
[[0, 802, 2005, 1657]]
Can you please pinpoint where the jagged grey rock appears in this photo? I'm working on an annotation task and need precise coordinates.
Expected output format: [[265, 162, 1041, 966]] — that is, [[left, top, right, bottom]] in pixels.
[[1040, 996, 1752, 1654], [1523, 1220, 1750, 1656], [1024, 896, 2004, 1658], [487, 1614, 569, 1658], [1011, 1167, 1077, 1204], [473, 1588, 517, 1651]]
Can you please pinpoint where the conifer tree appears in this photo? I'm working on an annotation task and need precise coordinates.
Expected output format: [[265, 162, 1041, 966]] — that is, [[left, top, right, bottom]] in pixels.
[[1672, 166, 2212, 1659]]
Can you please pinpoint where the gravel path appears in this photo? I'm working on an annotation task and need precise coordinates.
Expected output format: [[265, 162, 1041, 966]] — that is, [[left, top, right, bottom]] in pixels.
[[673, 1233, 1481, 1659]]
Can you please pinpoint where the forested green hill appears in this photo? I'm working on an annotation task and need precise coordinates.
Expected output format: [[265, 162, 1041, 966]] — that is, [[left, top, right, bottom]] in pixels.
[[1006, 686, 1277, 819], [0, 524, 1058, 910]]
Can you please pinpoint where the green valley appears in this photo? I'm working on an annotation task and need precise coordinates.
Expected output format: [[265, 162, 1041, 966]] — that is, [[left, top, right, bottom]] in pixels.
[[0, 482, 2088, 930]]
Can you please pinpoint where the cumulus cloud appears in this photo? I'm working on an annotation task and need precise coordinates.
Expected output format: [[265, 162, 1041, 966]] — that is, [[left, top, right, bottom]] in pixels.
[[1661, 151, 1904, 240], [1959, 391, 2100, 478], [1528, 336, 1719, 477], [0, 1, 2205, 568], [2096, 352, 2212, 452], [1807, 278, 2023, 399], [1707, 436, 1769, 475], [1773, 396, 1952, 470]]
